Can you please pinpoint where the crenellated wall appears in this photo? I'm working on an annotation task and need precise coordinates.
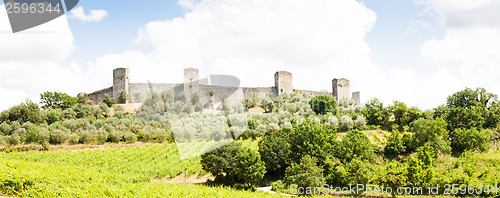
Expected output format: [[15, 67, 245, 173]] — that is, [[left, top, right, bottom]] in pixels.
[[86, 68, 361, 108]]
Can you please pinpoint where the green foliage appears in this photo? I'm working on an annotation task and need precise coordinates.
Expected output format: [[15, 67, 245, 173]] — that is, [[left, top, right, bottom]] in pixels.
[[288, 119, 337, 164], [340, 115, 354, 131], [42, 109, 62, 125], [40, 91, 77, 110], [190, 93, 200, 105], [244, 98, 257, 109], [390, 100, 427, 131], [25, 125, 41, 143], [7, 134, 21, 146], [410, 118, 451, 154], [284, 155, 325, 195], [201, 142, 265, 186], [100, 94, 117, 108], [258, 127, 291, 176], [354, 115, 367, 130], [309, 95, 337, 115], [362, 98, 390, 127], [194, 103, 203, 112], [435, 87, 500, 131], [405, 157, 434, 188], [450, 127, 490, 153], [337, 129, 376, 163], [118, 90, 128, 104], [384, 130, 406, 157], [2, 100, 42, 124], [376, 162, 407, 198]]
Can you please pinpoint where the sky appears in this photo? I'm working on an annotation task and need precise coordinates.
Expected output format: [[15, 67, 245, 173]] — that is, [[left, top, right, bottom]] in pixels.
[[1, 0, 500, 111]]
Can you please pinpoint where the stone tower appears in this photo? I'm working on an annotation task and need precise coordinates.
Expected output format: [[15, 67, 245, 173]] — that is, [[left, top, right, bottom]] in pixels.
[[352, 91, 361, 104], [274, 71, 293, 96], [184, 68, 200, 104], [113, 68, 130, 102], [332, 78, 350, 101]]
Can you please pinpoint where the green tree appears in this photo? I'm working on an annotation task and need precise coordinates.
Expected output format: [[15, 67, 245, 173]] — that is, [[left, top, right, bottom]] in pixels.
[[309, 95, 337, 115], [289, 119, 337, 164], [410, 118, 451, 154], [363, 98, 390, 127], [450, 127, 490, 153], [5, 100, 42, 124], [285, 155, 325, 195], [384, 130, 406, 158], [337, 129, 376, 163], [390, 101, 427, 131], [258, 127, 292, 176], [40, 91, 77, 110], [100, 94, 116, 108], [201, 142, 266, 186]]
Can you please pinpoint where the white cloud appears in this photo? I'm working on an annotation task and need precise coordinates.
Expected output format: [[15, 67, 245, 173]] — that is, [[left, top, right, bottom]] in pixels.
[[0, 5, 84, 111], [178, 0, 196, 10], [419, 0, 500, 101], [132, 0, 383, 102], [69, 6, 108, 23]]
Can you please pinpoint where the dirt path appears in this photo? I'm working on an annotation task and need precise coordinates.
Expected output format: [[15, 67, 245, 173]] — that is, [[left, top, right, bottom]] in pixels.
[[152, 173, 214, 184]]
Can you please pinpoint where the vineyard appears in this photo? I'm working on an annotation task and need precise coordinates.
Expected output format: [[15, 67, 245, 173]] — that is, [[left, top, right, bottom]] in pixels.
[[0, 143, 283, 197]]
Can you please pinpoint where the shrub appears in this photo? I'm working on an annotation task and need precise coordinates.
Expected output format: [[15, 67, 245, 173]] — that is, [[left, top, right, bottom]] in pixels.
[[7, 134, 21, 146], [25, 125, 41, 143], [42, 109, 62, 125], [266, 123, 279, 133], [337, 129, 375, 163], [124, 133, 137, 143], [410, 118, 451, 154], [118, 90, 128, 104], [289, 119, 337, 164], [285, 155, 325, 195], [100, 94, 116, 108], [50, 129, 68, 144], [450, 128, 490, 153], [194, 103, 203, 112], [271, 180, 285, 193], [340, 115, 354, 131], [5, 100, 42, 124], [309, 95, 337, 115], [244, 98, 256, 109], [40, 91, 77, 110], [355, 115, 367, 130], [0, 122, 12, 136], [110, 131, 124, 143], [259, 127, 292, 176], [384, 130, 406, 157], [68, 133, 80, 145], [362, 98, 390, 127], [201, 142, 266, 186]]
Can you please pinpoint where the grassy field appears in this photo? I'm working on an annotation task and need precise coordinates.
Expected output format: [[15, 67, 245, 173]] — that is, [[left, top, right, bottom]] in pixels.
[[0, 143, 285, 197]]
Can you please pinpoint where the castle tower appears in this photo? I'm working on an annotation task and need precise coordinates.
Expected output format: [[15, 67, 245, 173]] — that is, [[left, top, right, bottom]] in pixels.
[[274, 71, 293, 96], [184, 68, 199, 104], [332, 78, 351, 101], [352, 91, 361, 104], [113, 68, 130, 103]]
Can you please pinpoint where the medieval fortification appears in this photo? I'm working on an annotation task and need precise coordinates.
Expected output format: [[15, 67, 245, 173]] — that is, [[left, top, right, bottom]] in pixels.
[[87, 68, 360, 108]]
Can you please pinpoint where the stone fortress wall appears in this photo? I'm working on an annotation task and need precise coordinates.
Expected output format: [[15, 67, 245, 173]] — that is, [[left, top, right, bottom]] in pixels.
[[87, 68, 361, 107]]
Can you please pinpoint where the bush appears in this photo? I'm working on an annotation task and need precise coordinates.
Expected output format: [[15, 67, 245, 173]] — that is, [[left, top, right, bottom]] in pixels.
[[194, 103, 203, 112], [118, 90, 128, 104], [7, 134, 21, 146], [68, 133, 80, 145], [110, 131, 124, 143], [42, 109, 62, 125], [271, 180, 285, 192], [363, 98, 390, 127], [289, 119, 337, 164], [355, 115, 367, 130], [410, 118, 451, 154], [259, 127, 292, 176], [25, 125, 41, 143], [4, 100, 42, 124], [0, 122, 12, 136], [340, 115, 354, 131], [309, 95, 337, 115], [384, 130, 406, 158], [100, 94, 116, 108], [337, 129, 376, 163], [50, 129, 68, 144], [201, 142, 266, 186], [450, 128, 490, 153], [285, 155, 325, 195], [124, 133, 137, 143]]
